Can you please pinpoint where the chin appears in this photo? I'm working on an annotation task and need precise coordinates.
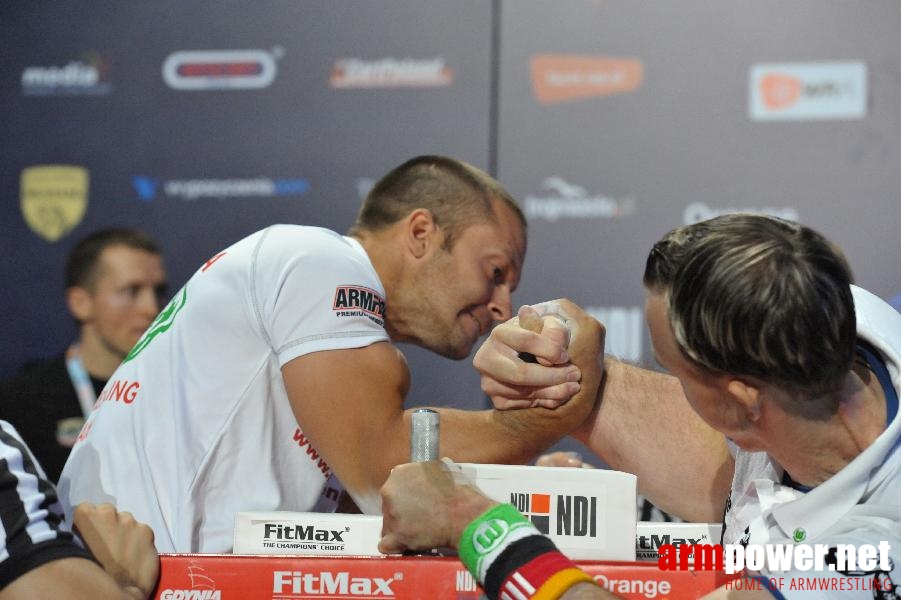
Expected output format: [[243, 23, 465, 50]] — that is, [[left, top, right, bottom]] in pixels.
[[443, 345, 472, 361], [432, 338, 474, 360], [725, 434, 767, 453]]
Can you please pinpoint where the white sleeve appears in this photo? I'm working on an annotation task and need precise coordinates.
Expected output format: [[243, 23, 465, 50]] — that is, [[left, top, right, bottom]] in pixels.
[[250, 227, 389, 366]]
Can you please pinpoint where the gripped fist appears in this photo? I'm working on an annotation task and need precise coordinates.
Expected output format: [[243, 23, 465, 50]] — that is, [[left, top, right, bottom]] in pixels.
[[379, 459, 496, 554], [474, 299, 605, 411]]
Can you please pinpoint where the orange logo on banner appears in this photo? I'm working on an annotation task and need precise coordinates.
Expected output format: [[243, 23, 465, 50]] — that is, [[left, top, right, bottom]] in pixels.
[[760, 73, 803, 110], [530, 55, 643, 104]]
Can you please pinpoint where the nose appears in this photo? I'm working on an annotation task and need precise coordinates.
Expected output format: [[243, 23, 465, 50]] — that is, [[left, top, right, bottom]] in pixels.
[[488, 285, 512, 322]]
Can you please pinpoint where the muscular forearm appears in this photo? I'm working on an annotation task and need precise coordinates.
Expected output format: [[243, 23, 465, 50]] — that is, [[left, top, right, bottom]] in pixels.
[[426, 348, 602, 465], [0, 558, 151, 600], [429, 397, 597, 465], [572, 359, 733, 522]]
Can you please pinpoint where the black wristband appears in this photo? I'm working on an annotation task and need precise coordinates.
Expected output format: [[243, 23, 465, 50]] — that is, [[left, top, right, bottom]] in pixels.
[[483, 534, 558, 600]]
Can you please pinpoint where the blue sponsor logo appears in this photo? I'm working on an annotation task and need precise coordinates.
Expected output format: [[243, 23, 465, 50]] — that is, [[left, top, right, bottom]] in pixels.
[[131, 176, 308, 201], [133, 176, 159, 201], [273, 178, 310, 196]]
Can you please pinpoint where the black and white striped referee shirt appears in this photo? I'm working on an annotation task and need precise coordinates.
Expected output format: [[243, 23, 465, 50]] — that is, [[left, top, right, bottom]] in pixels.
[[0, 420, 90, 589]]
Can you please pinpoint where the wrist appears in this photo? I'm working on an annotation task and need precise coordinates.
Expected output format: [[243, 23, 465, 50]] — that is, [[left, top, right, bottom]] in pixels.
[[456, 504, 597, 600], [448, 488, 498, 550]]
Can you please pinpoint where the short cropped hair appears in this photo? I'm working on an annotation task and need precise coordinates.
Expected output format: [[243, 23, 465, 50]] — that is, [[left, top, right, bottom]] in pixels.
[[644, 214, 856, 401], [348, 155, 525, 249], [65, 228, 161, 291]]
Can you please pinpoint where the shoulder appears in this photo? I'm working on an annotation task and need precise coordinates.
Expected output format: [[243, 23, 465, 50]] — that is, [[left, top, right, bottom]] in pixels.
[[259, 224, 352, 252], [254, 226, 380, 286]]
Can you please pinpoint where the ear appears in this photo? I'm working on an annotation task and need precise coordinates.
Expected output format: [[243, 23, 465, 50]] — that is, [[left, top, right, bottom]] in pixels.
[[726, 378, 762, 422], [66, 286, 94, 323], [405, 209, 440, 259]]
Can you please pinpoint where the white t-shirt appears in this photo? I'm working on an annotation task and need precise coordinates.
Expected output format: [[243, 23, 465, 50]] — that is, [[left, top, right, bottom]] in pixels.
[[723, 286, 901, 598], [58, 225, 390, 552]]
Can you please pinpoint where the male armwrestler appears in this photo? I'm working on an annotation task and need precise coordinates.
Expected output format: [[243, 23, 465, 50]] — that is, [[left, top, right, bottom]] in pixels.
[[59, 155, 605, 552], [380, 214, 901, 599]]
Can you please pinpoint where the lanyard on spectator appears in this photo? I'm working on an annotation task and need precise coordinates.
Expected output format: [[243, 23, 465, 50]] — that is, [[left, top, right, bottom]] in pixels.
[[65, 344, 97, 418]]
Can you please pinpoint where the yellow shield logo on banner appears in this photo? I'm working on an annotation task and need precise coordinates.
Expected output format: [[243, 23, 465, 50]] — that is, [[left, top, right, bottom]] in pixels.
[[20, 165, 89, 242]]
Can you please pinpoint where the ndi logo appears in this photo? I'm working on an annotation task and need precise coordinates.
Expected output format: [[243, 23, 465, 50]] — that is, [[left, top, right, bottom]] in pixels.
[[509, 493, 551, 534], [509, 493, 597, 537]]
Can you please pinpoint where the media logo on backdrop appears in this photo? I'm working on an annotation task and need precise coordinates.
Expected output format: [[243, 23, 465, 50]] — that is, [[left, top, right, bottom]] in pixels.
[[19, 165, 89, 242], [163, 49, 281, 90], [683, 202, 799, 225], [21, 52, 112, 96], [524, 177, 636, 222], [132, 176, 308, 201], [585, 307, 643, 363], [530, 55, 643, 104], [749, 61, 867, 121], [329, 57, 453, 88]]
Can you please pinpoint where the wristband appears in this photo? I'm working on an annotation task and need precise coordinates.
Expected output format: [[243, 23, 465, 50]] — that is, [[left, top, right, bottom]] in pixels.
[[493, 541, 596, 600], [458, 503, 541, 583], [483, 534, 557, 598], [530, 562, 596, 600]]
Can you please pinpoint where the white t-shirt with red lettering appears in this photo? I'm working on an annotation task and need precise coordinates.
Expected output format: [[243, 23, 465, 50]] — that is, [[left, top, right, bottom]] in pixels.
[[58, 225, 389, 552]]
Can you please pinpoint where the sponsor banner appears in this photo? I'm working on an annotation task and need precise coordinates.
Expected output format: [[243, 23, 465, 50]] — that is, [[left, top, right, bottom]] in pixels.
[[162, 49, 280, 91], [636, 522, 723, 561], [524, 177, 636, 222], [132, 177, 308, 201], [530, 55, 643, 105], [234, 512, 382, 556], [682, 202, 799, 225], [19, 165, 89, 242], [749, 61, 867, 121], [21, 52, 112, 96], [155, 554, 734, 599], [329, 57, 453, 88], [456, 463, 636, 560]]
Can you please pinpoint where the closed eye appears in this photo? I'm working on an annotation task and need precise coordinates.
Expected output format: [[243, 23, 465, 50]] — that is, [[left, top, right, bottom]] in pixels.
[[492, 266, 504, 285]]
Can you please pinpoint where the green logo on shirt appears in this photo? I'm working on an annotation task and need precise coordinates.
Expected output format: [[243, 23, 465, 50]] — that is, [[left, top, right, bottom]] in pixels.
[[124, 286, 187, 362]]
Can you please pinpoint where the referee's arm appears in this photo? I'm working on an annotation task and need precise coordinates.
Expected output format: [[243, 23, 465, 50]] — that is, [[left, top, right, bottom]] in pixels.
[[0, 421, 158, 600]]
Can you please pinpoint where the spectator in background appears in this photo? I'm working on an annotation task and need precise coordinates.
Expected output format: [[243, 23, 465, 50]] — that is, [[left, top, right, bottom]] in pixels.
[[0, 419, 159, 599], [0, 228, 168, 482]]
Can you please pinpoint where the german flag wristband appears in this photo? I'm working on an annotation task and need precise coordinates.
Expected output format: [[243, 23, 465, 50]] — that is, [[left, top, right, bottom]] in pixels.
[[458, 503, 597, 600]]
